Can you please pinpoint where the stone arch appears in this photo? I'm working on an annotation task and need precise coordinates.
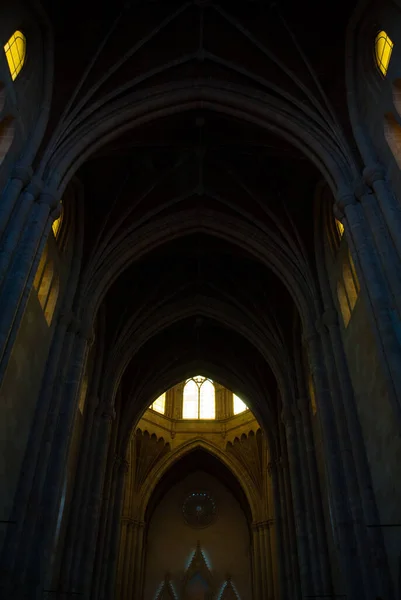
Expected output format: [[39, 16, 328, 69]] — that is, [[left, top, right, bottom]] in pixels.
[[41, 81, 355, 196], [104, 295, 291, 422], [138, 439, 260, 523]]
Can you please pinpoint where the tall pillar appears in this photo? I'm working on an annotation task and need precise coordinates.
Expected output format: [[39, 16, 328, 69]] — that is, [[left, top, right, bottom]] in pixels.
[[104, 458, 128, 600], [305, 328, 365, 599], [297, 396, 332, 596], [292, 402, 322, 595], [251, 524, 262, 599], [78, 404, 115, 595], [281, 405, 312, 597], [335, 189, 401, 419], [0, 186, 60, 380]]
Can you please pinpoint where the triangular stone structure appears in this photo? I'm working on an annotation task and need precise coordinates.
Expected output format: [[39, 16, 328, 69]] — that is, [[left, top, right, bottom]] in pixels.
[[182, 541, 214, 599], [155, 572, 177, 600], [220, 575, 240, 599]]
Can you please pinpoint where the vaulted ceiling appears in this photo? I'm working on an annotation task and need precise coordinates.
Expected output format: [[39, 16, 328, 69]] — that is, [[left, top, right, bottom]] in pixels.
[[40, 0, 358, 437]]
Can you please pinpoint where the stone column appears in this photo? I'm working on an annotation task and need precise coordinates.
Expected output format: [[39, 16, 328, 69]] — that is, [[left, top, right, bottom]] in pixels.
[[0, 165, 32, 236], [131, 521, 145, 599], [305, 328, 365, 599], [273, 458, 292, 600], [61, 395, 98, 589], [79, 404, 115, 595], [103, 458, 129, 600], [281, 405, 312, 597], [120, 520, 132, 599], [251, 524, 262, 599], [292, 402, 322, 595], [0, 186, 60, 380], [335, 189, 401, 417], [363, 163, 401, 263], [321, 309, 392, 598], [297, 396, 332, 596], [23, 325, 93, 588], [260, 522, 274, 600]]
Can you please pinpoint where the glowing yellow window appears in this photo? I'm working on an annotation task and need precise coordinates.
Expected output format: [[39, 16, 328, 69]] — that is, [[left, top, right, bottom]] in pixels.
[[375, 31, 393, 77], [150, 393, 166, 414], [335, 218, 344, 239], [4, 31, 26, 81]]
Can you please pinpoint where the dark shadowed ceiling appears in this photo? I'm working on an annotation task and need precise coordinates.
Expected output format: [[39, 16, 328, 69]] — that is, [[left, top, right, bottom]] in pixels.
[[39, 0, 358, 435]]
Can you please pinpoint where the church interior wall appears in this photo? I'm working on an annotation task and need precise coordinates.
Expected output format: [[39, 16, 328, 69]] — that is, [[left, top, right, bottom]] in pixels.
[[322, 188, 401, 593], [143, 470, 252, 600], [0, 231, 65, 550]]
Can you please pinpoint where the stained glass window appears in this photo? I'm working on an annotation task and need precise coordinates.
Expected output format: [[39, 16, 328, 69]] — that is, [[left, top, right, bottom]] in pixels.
[[233, 394, 248, 415], [183, 376, 215, 419], [150, 392, 166, 414], [375, 30, 393, 76], [4, 31, 26, 81]]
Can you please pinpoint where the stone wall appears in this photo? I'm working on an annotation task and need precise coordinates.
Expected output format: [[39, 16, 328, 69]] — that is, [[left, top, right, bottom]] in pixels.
[[143, 470, 252, 600]]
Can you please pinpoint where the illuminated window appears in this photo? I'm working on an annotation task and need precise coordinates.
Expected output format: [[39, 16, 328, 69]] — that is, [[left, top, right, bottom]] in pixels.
[[233, 394, 248, 415], [337, 250, 360, 327], [375, 30, 393, 77], [52, 206, 63, 239], [4, 30, 26, 81], [335, 219, 344, 240], [183, 376, 215, 419], [33, 242, 59, 326], [150, 393, 166, 414]]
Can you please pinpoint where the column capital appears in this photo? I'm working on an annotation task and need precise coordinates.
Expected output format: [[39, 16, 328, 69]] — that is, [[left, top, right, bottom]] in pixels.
[[363, 163, 386, 187], [25, 175, 44, 199], [334, 185, 358, 220], [36, 187, 60, 212], [11, 164, 33, 185], [321, 308, 338, 328]]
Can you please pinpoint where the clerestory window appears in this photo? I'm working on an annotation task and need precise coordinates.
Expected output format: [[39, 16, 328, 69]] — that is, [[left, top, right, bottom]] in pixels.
[[183, 376, 215, 419]]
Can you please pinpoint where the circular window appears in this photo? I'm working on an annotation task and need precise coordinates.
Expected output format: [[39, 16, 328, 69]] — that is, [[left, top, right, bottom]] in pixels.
[[182, 491, 217, 528]]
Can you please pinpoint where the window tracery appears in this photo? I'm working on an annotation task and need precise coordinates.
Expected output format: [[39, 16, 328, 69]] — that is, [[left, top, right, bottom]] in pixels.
[[375, 30, 393, 77], [183, 376, 215, 419], [33, 242, 59, 326], [4, 30, 26, 81]]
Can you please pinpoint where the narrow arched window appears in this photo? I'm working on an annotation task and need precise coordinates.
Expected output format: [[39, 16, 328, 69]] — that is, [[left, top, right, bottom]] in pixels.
[[150, 393, 166, 414], [375, 30, 393, 77], [52, 210, 63, 239], [335, 219, 344, 240], [4, 30, 26, 81], [183, 376, 215, 419], [33, 242, 59, 326], [337, 250, 360, 327], [233, 394, 248, 415]]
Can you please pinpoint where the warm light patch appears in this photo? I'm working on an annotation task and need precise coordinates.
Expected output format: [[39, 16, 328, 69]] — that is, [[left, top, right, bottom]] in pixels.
[[150, 393, 166, 414], [52, 214, 62, 238], [335, 219, 344, 239], [183, 376, 215, 419], [233, 394, 248, 415], [375, 30, 393, 76], [4, 30, 26, 81]]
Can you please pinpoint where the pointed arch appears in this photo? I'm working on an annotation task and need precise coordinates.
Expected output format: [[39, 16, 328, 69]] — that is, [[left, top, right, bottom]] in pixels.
[[138, 439, 260, 523]]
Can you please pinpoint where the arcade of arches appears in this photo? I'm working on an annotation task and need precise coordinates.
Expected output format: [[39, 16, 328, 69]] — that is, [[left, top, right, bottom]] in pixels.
[[2, 1, 401, 599]]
